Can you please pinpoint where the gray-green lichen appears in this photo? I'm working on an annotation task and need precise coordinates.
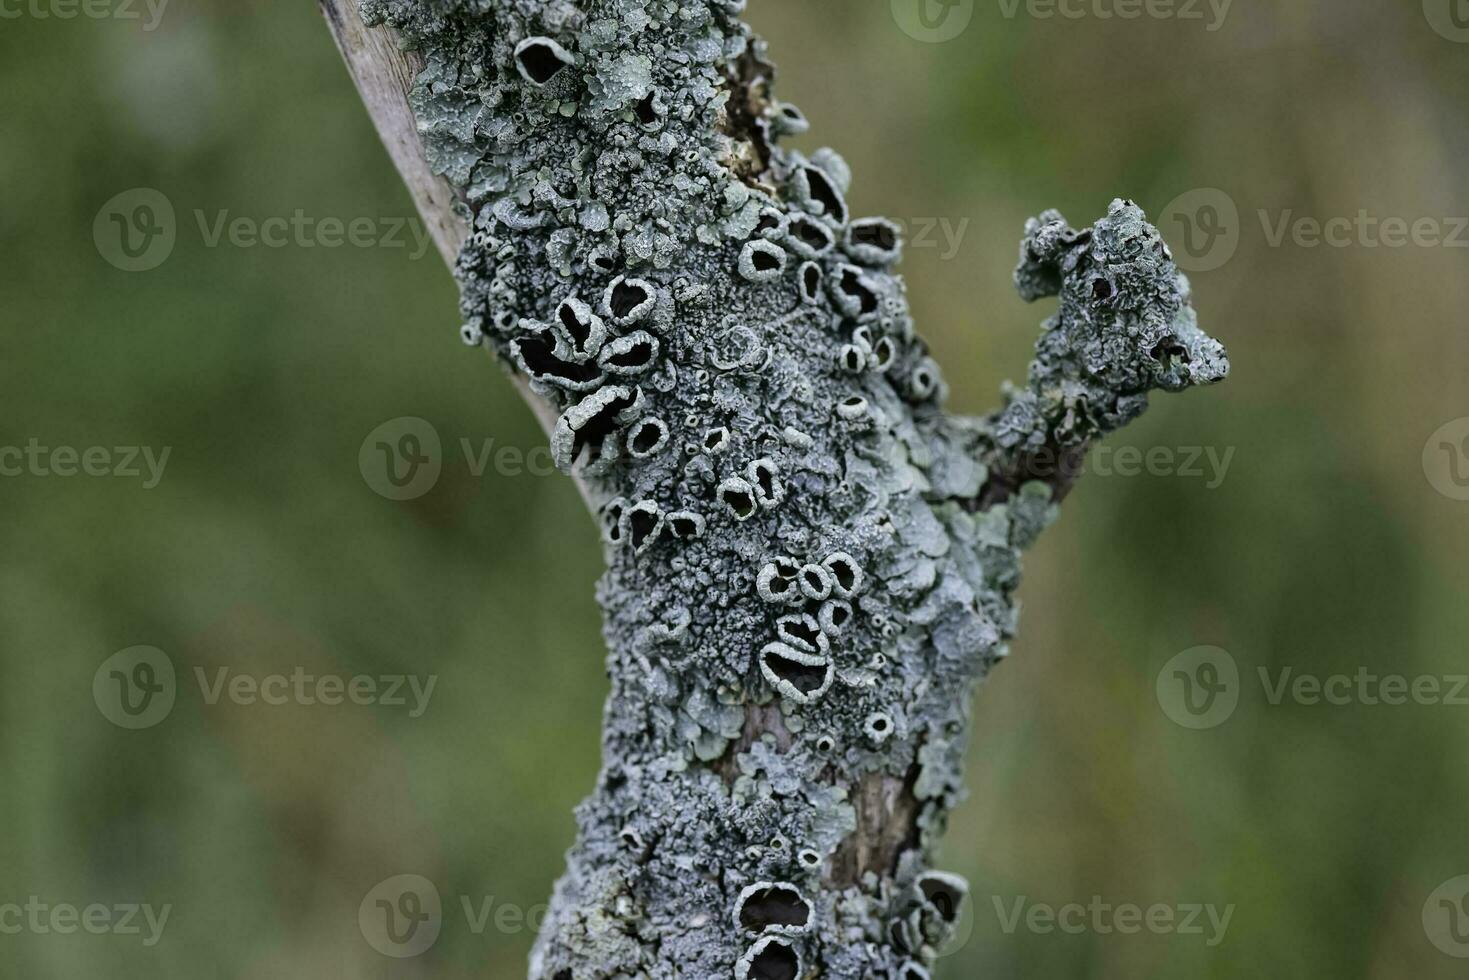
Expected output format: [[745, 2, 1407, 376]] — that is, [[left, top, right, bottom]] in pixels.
[[357, 1, 1228, 976]]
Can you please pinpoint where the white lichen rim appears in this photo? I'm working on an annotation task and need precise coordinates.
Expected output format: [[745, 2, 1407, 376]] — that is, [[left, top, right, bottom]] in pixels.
[[822, 550, 864, 598], [734, 935, 802, 980], [550, 383, 636, 470], [731, 881, 813, 936], [554, 296, 608, 359], [914, 869, 970, 925], [758, 642, 834, 704]]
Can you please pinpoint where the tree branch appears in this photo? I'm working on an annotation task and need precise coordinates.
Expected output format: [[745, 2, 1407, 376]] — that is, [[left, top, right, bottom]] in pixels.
[[320, 2, 1229, 978]]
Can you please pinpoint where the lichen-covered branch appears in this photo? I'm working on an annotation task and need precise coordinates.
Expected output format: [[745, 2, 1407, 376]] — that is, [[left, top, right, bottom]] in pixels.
[[332, 2, 1229, 977]]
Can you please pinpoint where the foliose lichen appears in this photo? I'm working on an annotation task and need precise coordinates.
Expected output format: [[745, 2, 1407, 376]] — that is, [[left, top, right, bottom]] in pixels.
[[356, 0, 1229, 975]]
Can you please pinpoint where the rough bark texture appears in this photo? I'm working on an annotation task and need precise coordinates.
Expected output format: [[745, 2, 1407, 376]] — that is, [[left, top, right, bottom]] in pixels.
[[327, 2, 1229, 977]]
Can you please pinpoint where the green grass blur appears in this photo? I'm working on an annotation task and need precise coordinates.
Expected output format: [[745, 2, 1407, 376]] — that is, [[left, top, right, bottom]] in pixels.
[[2, 0, 1467, 977]]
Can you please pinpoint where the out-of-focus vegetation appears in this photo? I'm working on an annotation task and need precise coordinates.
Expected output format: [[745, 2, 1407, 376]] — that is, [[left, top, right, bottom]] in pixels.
[[2, 1, 1467, 977]]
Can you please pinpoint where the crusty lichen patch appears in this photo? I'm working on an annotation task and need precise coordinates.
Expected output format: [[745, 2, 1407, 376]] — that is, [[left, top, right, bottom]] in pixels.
[[358, 1, 1228, 976]]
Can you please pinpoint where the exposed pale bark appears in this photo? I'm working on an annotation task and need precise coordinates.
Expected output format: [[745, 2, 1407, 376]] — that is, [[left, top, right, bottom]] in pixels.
[[320, 2, 1228, 977], [318, 0, 582, 490], [319, 0, 465, 265]]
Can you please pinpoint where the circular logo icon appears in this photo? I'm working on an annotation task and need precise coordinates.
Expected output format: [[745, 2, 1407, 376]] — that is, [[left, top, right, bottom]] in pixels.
[[1424, 0, 1469, 42], [1423, 418, 1469, 501], [359, 417, 442, 501], [93, 646, 177, 729], [1159, 188, 1240, 273], [359, 874, 442, 958], [1424, 876, 1469, 957], [892, 0, 975, 43], [1156, 646, 1239, 730], [94, 188, 176, 272]]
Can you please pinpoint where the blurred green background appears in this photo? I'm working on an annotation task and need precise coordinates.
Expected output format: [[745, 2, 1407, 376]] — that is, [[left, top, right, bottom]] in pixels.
[[3, 0, 1468, 977]]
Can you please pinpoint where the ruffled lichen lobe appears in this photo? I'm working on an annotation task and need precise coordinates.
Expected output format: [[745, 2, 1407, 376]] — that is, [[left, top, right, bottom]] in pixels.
[[356, 0, 1228, 976]]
